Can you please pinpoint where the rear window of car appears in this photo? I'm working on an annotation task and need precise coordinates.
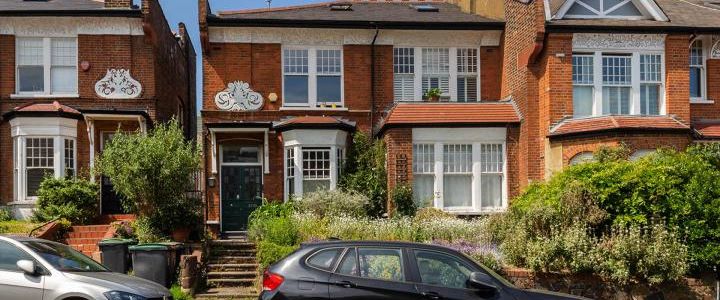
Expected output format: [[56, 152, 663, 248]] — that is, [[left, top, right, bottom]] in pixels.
[[306, 248, 343, 271]]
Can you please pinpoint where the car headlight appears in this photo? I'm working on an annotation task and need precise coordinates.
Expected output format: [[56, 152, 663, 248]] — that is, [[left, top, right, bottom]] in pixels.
[[103, 291, 147, 300]]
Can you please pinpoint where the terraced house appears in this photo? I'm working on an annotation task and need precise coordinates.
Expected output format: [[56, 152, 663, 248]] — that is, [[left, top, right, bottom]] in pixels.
[[199, 0, 515, 235], [498, 0, 720, 183], [0, 0, 197, 220]]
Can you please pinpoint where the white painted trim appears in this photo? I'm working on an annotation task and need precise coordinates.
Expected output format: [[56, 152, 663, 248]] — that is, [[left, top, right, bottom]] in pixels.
[[690, 36, 713, 103], [209, 27, 502, 47], [281, 45, 344, 108], [411, 128, 508, 214], [555, 0, 667, 21], [281, 129, 348, 199], [278, 107, 349, 112], [10, 117, 78, 202], [0, 17, 144, 36], [209, 127, 270, 175], [15, 37, 78, 96], [218, 144, 265, 233]]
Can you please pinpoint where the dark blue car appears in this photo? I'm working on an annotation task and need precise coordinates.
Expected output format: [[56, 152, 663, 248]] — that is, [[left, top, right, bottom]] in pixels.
[[260, 240, 590, 300]]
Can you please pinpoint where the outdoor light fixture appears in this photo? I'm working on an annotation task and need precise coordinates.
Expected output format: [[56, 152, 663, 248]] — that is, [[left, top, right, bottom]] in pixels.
[[207, 176, 216, 188]]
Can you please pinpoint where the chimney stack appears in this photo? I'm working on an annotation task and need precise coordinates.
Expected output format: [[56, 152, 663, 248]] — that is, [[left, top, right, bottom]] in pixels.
[[104, 0, 132, 9]]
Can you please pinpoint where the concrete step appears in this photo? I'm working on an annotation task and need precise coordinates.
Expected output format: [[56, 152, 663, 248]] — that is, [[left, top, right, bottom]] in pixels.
[[207, 278, 256, 287], [210, 240, 254, 247], [194, 287, 259, 300], [208, 264, 259, 272], [207, 271, 257, 279], [71, 225, 111, 233]]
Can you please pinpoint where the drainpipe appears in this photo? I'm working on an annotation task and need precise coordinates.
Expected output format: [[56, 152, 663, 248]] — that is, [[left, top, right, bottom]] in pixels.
[[370, 24, 380, 134]]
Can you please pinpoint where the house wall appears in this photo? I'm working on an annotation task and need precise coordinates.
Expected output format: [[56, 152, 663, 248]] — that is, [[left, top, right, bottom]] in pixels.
[[0, 1, 196, 209], [690, 59, 720, 120]]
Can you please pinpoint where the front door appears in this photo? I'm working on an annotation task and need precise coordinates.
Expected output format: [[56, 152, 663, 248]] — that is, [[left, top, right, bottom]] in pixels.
[[221, 165, 262, 232], [100, 132, 128, 215], [220, 144, 263, 232]]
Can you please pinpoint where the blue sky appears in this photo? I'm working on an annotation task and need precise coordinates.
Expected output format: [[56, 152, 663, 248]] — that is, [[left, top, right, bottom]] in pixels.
[[146, 0, 327, 113]]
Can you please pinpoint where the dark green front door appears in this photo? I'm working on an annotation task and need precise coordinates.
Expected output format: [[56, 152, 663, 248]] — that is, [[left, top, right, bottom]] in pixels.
[[221, 165, 262, 232]]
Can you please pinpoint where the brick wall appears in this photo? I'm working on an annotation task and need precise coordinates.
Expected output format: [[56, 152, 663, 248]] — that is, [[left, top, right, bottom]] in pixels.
[[690, 58, 720, 120], [480, 46, 503, 101], [554, 132, 692, 166], [665, 34, 692, 123], [383, 127, 413, 212]]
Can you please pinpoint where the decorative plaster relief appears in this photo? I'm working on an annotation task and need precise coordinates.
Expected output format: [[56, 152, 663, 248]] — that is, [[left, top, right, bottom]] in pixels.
[[208, 27, 502, 47], [215, 81, 264, 112], [95, 69, 143, 99], [573, 33, 665, 51], [0, 17, 143, 36]]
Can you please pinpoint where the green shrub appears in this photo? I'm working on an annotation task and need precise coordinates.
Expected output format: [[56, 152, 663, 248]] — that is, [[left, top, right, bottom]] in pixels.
[[248, 201, 299, 246], [413, 208, 455, 222], [295, 190, 369, 218], [0, 208, 12, 222], [33, 177, 99, 225], [0, 221, 42, 234], [132, 217, 169, 243], [391, 184, 416, 217], [340, 132, 387, 217], [169, 285, 192, 300], [97, 120, 200, 238], [257, 241, 299, 269]]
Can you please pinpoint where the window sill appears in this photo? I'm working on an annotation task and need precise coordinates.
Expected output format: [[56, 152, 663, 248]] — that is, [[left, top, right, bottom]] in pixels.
[[690, 99, 715, 104], [11, 94, 80, 99], [441, 208, 507, 215], [7, 200, 37, 205], [279, 107, 349, 112]]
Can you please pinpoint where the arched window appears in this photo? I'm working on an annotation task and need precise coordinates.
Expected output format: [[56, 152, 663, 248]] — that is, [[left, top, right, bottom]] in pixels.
[[569, 152, 595, 166]]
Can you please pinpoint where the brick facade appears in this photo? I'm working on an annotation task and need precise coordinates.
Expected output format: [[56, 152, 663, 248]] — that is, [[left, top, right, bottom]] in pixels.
[[0, 0, 196, 218]]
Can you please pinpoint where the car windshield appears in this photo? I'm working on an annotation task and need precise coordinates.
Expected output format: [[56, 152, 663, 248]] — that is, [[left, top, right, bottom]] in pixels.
[[21, 241, 109, 272]]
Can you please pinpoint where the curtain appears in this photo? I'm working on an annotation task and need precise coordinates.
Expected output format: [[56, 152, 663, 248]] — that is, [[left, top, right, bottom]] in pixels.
[[573, 86, 593, 117], [443, 174, 472, 208], [413, 174, 435, 208], [481, 174, 502, 209]]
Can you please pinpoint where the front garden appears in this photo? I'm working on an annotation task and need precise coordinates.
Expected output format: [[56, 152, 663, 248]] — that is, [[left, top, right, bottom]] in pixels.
[[249, 134, 720, 297]]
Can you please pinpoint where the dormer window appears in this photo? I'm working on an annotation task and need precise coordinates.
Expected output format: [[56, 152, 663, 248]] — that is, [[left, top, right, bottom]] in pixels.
[[556, 0, 667, 21]]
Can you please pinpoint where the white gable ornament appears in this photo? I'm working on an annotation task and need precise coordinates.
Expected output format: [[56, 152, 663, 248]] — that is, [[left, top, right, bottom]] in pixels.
[[214, 81, 264, 112], [712, 36, 720, 59], [94, 69, 142, 99]]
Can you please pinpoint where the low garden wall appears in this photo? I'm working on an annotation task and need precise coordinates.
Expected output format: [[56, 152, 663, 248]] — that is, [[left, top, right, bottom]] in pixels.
[[503, 268, 717, 300]]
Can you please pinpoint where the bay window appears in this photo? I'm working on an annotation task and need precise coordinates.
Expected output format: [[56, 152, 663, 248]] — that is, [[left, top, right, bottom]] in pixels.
[[393, 47, 480, 102], [11, 117, 78, 201], [571, 51, 664, 117], [16, 37, 77, 96], [411, 128, 507, 213], [282, 47, 343, 107], [282, 129, 348, 200]]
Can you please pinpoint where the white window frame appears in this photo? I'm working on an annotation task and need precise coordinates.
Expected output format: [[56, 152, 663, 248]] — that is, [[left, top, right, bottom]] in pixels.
[[281, 129, 348, 201], [571, 50, 665, 117], [14, 37, 78, 98], [13, 135, 76, 202], [412, 128, 507, 214], [281, 46, 344, 108], [690, 36, 713, 104], [393, 47, 481, 102]]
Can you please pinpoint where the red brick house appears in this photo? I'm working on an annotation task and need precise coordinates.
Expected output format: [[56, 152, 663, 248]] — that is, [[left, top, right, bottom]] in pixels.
[[199, 0, 518, 234], [0, 0, 197, 219], [498, 0, 720, 186]]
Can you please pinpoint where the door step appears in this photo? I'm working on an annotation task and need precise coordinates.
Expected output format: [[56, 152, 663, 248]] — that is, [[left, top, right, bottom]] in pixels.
[[194, 287, 259, 300]]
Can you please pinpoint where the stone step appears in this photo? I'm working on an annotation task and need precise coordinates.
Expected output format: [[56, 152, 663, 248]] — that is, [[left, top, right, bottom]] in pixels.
[[194, 287, 259, 300], [207, 271, 257, 279], [210, 249, 257, 256], [210, 240, 254, 247], [209, 256, 257, 264], [207, 278, 256, 287], [207, 264, 259, 272]]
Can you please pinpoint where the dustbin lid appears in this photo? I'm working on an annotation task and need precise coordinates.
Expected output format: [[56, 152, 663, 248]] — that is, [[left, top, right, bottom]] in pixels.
[[128, 243, 169, 251], [99, 238, 137, 246], [158, 242, 185, 249]]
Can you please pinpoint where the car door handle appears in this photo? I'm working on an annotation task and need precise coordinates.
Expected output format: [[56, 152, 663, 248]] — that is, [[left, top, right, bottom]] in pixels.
[[421, 291, 442, 300], [334, 280, 356, 288]]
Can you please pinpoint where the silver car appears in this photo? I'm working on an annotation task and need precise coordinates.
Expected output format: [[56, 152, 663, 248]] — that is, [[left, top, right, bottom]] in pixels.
[[0, 235, 171, 300]]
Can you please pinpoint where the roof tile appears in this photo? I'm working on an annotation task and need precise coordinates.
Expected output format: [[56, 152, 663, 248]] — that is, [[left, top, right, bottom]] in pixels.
[[549, 115, 690, 137], [381, 102, 521, 129]]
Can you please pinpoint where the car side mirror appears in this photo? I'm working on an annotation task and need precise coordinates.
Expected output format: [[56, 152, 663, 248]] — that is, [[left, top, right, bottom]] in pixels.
[[17, 260, 38, 276], [468, 272, 498, 295]]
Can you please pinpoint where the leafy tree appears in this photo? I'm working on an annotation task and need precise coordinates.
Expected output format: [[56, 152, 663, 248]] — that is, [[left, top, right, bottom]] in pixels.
[[97, 120, 200, 236], [339, 132, 387, 217]]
